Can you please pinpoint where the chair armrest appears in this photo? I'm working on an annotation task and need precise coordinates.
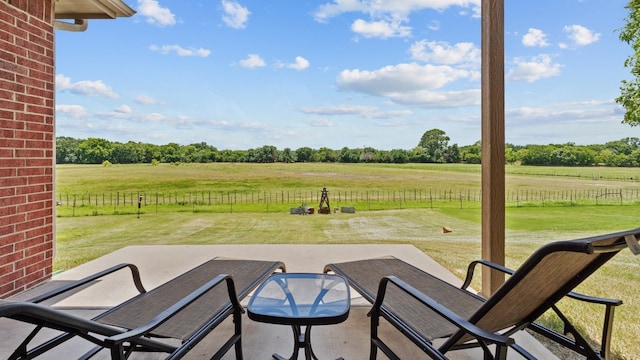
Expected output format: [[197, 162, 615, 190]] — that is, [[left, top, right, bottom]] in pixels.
[[371, 275, 514, 348], [27, 263, 146, 303], [104, 274, 243, 345], [566, 290, 622, 306], [461, 260, 515, 290]]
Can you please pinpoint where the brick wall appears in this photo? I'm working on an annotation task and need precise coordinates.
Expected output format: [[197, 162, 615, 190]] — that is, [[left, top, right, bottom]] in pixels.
[[0, 0, 55, 298]]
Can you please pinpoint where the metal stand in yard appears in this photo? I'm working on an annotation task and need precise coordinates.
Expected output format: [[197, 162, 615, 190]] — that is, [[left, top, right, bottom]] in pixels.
[[318, 187, 330, 214]]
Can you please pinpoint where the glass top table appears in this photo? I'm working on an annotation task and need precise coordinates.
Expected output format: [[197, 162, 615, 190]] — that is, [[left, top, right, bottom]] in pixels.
[[247, 273, 350, 360]]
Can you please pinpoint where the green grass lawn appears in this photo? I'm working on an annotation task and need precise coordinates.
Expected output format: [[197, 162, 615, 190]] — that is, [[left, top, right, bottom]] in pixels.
[[54, 163, 640, 359]]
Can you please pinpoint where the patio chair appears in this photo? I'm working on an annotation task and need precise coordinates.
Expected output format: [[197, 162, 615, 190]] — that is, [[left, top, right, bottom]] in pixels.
[[324, 228, 640, 360], [1, 257, 286, 360]]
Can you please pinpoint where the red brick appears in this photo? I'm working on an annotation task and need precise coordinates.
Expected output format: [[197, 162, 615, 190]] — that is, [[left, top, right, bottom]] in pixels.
[[0, 229, 23, 245], [25, 224, 51, 240], [0, 244, 15, 257], [25, 139, 51, 149], [25, 242, 49, 257], [15, 268, 46, 288], [0, 212, 26, 226], [15, 148, 44, 157], [0, 158, 26, 167], [0, 98, 24, 111], [0, 174, 17, 184], [17, 200, 42, 212], [26, 209, 50, 222], [28, 192, 52, 203], [0, 108, 16, 120], [26, 104, 52, 115], [15, 235, 43, 251], [15, 217, 44, 232], [2, 176, 28, 187], [0, 137, 24, 147], [16, 92, 45, 105], [28, 175, 52, 185], [16, 166, 44, 176], [16, 253, 44, 269], [1, 204, 18, 217], [0, 149, 14, 157], [0, 251, 23, 266], [25, 158, 51, 167], [0, 80, 25, 93], [16, 112, 44, 122]]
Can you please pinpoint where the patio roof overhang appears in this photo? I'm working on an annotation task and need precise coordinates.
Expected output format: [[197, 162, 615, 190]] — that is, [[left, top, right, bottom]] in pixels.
[[55, 0, 135, 19], [54, 0, 135, 31]]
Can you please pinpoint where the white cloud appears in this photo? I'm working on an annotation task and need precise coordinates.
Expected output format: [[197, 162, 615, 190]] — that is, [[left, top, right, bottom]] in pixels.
[[239, 54, 266, 68], [409, 39, 480, 67], [287, 56, 310, 70], [299, 104, 412, 119], [351, 18, 411, 39], [56, 104, 88, 119], [385, 89, 481, 107], [149, 45, 211, 57], [335, 60, 480, 108], [564, 25, 600, 46], [522, 28, 549, 47], [221, 0, 251, 29], [298, 105, 412, 119], [305, 118, 334, 127], [337, 63, 472, 95], [56, 74, 118, 99], [137, 0, 176, 27], [507, 55, 562, 82], [299, 104, 379, 116], [313, 0, 480, 23], [114, 105, 132, 114], [135, 94, 159, 105]]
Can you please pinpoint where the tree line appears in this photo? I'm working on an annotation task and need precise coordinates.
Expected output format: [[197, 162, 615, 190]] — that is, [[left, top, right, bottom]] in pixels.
[[55, 130, 640, 167]]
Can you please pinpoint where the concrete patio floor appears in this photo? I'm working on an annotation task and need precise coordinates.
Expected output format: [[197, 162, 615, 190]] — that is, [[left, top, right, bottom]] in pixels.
[[1, 245, 558, 359]]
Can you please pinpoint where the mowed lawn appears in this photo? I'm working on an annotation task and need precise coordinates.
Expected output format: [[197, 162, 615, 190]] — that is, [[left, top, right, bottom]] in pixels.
[[55, 163, 640, 359]]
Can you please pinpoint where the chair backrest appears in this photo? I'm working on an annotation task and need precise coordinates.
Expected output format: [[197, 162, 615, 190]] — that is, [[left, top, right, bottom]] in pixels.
[[454, 228, 640, 344]]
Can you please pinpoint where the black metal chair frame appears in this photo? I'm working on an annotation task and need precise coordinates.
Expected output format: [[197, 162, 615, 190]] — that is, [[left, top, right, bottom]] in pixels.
[[2, 258, 285, 360], [324, 228, 640, 360]]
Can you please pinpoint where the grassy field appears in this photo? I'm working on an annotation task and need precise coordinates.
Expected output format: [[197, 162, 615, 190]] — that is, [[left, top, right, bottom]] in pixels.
[[54, 163, 640, 359]]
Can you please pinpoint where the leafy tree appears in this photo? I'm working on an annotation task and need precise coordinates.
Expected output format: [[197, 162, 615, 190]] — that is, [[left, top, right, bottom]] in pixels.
[[339, 147, 361, 163], [161, 142, 182, 163], [56, 136, 81, 164], [295, 147, 314, 162], [418, 129, 449, 162], [386, 149, 410, 163], [315, 147, 338, 162], [445, 143, 461, 163], [256, 145, 278, 163], [617, 0, 640, 126], [77, 138, 112, 164], [410, 147, 430, 163], [280, 148, 297, 163], [460, 141, 481, 164]]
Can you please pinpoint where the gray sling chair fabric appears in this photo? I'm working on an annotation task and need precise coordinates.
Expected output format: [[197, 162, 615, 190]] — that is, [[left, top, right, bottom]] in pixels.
[[1, 258, 286, 360], [324, 228, 640, 360]]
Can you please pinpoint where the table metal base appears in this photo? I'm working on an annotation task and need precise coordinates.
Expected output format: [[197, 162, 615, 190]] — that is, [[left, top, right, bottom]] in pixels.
[[272, 325, 343, 360]]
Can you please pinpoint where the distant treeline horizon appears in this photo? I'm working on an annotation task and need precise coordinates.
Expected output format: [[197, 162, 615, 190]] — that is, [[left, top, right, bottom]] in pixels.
[[56, 132, 640, 167]]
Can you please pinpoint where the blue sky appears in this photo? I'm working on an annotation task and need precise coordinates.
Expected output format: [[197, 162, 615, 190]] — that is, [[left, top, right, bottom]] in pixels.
[[54, 0, 637, 150]]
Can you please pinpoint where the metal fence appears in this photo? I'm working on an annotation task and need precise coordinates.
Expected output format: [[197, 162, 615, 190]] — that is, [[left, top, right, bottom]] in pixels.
[[56, 188, 640, 209]]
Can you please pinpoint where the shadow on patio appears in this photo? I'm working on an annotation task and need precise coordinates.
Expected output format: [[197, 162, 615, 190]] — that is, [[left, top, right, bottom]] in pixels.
[[1, 245, 556, 359]]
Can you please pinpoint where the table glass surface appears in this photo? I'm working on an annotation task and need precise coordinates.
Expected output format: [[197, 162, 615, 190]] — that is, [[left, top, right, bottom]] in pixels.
[[248, 273, 350, 321]]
